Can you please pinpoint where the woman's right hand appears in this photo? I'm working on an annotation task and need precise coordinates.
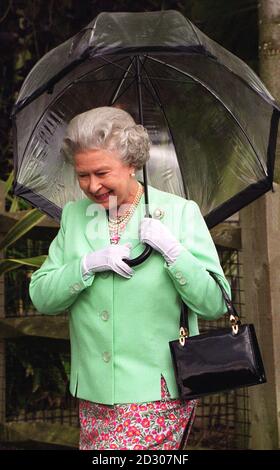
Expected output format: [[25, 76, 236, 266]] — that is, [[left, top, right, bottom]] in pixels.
[[82, 243, 134, 279]]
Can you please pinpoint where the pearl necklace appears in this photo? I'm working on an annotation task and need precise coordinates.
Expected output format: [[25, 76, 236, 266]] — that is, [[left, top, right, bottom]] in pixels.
[[108, 182, 143, 244]]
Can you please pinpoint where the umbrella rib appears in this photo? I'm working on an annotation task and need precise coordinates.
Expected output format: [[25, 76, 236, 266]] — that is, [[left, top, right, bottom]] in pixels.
[[138, 57, 189, 199], [108, 58, 135, 104], [110, 76, 138, 105], [78, 77, 134, 83], [71, 55, 133, 83], [146, 55, 268, 178], [185, 17, 202, 46], [98, 55, 135, 77], [19, 58, 135, 169], [138, 58, 164, 109], [137, 55, 165, 110]]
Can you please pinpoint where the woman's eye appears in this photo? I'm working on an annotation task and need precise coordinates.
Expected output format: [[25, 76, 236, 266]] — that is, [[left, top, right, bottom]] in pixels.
[[78, 172, 107, 177]]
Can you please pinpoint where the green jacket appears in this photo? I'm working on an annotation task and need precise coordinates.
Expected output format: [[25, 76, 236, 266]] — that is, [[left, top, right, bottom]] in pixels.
[[29, 185, 231, 404]]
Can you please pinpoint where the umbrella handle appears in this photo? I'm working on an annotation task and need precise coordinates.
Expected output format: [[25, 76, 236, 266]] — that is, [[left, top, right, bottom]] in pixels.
[[125, 243, 153, 267], [123, 206, 153, 267]]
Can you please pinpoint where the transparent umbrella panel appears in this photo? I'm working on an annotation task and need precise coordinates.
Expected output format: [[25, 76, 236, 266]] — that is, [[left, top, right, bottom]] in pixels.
[[12, 11, 280, 226], [14, 54, 274, 222], [14, 11, 276, 106]]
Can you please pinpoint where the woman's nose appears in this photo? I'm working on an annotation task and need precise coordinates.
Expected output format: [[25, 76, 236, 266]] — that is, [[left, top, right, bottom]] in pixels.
[[88, 175, 102, 193]]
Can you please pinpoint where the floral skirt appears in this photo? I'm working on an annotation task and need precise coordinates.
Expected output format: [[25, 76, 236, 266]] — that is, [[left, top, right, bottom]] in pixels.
[[79, 374, 198, 450]]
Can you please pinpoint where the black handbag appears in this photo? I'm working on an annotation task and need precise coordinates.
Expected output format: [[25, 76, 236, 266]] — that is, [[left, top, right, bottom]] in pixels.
[[169, 270, 267, 400]]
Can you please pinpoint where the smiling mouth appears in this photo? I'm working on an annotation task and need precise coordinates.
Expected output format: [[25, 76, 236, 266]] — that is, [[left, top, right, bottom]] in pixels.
[[94, 191, 113, 200]]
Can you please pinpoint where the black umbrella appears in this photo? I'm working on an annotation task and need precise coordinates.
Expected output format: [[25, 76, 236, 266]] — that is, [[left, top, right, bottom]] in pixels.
[[11, 10, 280, 230]]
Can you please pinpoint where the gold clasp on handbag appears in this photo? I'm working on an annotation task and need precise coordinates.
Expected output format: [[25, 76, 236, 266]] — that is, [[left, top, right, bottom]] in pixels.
[[179, 326, 188, 346], [230, 314, 240, 335]]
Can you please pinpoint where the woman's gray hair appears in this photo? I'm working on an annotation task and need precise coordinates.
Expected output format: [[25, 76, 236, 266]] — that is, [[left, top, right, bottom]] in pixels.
[[61, 106, 150, 170]]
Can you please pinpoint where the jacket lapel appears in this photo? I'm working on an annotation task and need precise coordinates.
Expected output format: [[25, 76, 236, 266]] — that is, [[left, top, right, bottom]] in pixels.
[[83, 199, 110, 252]]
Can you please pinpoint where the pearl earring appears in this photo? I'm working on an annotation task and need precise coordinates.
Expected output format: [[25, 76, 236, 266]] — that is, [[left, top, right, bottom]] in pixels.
[[131, 172, 135, 177]]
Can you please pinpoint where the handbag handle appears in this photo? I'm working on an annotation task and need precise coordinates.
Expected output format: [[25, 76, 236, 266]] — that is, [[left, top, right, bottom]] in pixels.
[[179, 270, 240, 345]]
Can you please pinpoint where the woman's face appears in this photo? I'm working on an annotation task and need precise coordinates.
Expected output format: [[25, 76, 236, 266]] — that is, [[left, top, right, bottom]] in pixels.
[[74, 148, 136, 208]]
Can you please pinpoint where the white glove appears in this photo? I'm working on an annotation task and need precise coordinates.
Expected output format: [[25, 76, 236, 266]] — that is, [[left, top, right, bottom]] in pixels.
[[140, 218, 183, 264], [82, 243, 134, 279]]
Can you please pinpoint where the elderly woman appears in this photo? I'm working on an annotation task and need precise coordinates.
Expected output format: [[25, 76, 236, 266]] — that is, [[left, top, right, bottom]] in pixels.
[[29, 106, 232, 451]]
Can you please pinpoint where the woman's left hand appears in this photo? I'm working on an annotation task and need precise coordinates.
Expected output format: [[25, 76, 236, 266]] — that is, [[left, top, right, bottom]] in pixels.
[[140, 218, 183, 264]]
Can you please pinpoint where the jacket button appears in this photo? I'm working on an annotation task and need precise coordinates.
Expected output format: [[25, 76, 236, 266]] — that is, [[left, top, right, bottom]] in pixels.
[[175, 271, 183, 279], [100, 310, 109, 321], [102, 352, 111, 362], [179, 277, 187, 285]]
